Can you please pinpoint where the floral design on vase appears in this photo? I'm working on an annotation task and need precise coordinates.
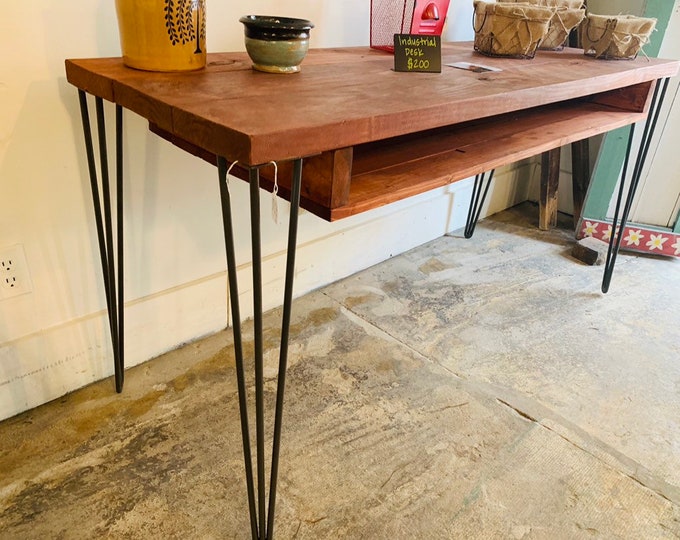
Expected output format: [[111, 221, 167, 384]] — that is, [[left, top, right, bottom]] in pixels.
[[164, 0, 206, 53]]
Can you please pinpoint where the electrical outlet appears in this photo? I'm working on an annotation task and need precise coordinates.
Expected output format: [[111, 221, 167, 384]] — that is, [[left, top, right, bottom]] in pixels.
[[0, 244, 33, 299]]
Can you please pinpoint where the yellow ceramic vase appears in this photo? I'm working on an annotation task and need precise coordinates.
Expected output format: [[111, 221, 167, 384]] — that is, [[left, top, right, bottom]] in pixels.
[[115, 0, 206, 71]]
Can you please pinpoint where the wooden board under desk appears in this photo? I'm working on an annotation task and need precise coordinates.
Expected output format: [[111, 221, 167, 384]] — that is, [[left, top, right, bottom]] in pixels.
[[66, 43, 679, 222]]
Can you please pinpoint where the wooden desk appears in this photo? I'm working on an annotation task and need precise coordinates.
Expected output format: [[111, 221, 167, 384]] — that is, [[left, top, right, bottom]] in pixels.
[[65, 43, 678, 539], [67, 43, 677, 221]]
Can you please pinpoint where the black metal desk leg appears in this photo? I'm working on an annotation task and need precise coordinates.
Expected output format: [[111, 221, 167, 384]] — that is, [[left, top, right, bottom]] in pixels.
[[217, 157, 258, 539], [249, 167, 267, 538], [77, 91, 125, 392], [602, 77, 670, 294], [464, 169, 495, 238], [266, 158, 303, 540], [217, 158, 303, 540]]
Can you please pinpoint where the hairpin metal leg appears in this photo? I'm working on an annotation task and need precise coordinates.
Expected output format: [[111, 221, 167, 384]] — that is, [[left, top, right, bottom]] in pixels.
[[77, 91, 125, 392], [217, 158, 303, 540], [217, 157, 259, 539], [602, 77, 670, 293], [464, 170, 495, 239], [115, 105, 125, 389], [266, 158, 303, 540], [249, 167, 267, 538]]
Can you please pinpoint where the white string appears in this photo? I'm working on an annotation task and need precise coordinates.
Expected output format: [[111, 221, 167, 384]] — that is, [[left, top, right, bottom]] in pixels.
[[225, 160, 239, 189], [225, 159, 281, 223], [270, 161, 279, 224]]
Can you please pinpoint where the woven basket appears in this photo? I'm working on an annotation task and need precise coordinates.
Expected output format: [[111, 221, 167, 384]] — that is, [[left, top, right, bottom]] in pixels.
[[581, 13, 656, 60], [506, 0, 585, 49], [473, 1, 554, 59]]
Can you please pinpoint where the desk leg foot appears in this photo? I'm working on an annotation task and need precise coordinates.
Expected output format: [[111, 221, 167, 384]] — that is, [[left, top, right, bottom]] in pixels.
[[464, 170, 495, 239], [217, 157, 303, 540], [77, 91, 125, 392], [602, 78, 670, 294]]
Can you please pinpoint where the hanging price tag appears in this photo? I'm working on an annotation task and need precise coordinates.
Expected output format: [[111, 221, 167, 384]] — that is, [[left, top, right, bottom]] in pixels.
[[393, 34, 441, 73]]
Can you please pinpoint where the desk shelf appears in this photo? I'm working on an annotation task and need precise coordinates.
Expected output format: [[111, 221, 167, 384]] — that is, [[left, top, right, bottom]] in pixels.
[[338, 97, 647, 220]]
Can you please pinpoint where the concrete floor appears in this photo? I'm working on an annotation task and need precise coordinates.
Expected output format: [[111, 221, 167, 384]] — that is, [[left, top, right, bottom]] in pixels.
[[1, 203, 679, 539]]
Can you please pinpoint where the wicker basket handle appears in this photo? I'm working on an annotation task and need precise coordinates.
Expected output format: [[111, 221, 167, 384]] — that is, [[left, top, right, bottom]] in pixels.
[[585, 16, 617, 45], [472, 8, 489, 34]]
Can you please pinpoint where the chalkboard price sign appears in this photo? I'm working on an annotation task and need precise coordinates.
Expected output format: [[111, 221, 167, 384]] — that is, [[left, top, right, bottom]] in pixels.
[[393, 34, 441, 73]]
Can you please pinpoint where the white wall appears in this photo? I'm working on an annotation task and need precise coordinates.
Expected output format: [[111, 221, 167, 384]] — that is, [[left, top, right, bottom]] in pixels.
[[0, 0, 530, 421]]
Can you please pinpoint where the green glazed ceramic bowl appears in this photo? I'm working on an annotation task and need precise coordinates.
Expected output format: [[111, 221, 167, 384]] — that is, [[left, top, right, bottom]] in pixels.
[[239, 15, 314, 74]]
